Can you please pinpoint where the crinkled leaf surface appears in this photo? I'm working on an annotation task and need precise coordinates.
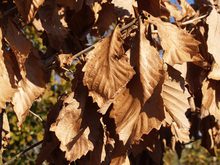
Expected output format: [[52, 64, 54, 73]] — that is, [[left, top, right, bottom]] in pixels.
[[162, 65, 191, 143], [83, 26, 135, 107], [50, 93, 94, 162], [148, 16, 204, 66]]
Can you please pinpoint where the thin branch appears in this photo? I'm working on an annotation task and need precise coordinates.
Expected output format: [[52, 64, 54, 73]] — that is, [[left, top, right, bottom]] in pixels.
[[4, 140, 43, 165], [120, 17, 138, 31], [29, 110, 44, 123], [2, 6, 17, 17], [72, 45, 95, 60], [181, 14, 208, 25]]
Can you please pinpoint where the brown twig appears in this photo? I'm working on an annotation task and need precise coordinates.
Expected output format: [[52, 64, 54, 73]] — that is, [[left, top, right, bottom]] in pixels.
[[4, 140, 43, 165]]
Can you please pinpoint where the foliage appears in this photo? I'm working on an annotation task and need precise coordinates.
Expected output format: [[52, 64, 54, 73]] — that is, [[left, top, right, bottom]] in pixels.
[[0, 0, 220, 164]]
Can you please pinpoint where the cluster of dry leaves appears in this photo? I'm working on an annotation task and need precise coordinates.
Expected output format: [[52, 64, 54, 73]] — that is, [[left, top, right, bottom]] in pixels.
[[1, 0, 220, 164]]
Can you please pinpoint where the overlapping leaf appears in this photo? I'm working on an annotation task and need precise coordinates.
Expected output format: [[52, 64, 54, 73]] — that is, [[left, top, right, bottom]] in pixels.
[[110, 21, 164, 144], [148, 15, 204, 66], [50, 93, 94, 161], [131, 81, 164, 144], [2, 19, 48, 126], [83, 26, 135, 107]]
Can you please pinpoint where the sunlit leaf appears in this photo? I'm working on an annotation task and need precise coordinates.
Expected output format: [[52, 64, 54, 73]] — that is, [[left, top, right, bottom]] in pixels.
[[148, 15, 204, 66], [83, 26, 135, 107]]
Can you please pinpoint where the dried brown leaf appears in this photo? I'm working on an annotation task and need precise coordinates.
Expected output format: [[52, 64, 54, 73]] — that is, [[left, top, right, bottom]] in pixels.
[[12, 51, 48, 126], [111, 0, 135, 17], [201, 79, 220, 120], [76, 118, 115, 165], [66, 4, 95, 37], [0, 29, 17, 110], [83, 26, 135, 107], [110, 154, 130, 165], [15, 0, 45, 23], [109, 21, 163, 144], [4, 20, 32, 72], [206, 4, 220, 66], [164, 1, 183, 21], [39, 1, 68, 49], [131, 81, 164, 143], [162, 65, 191, 143], [36, 95, 68, 165], [137, 0, 168, 17], [50, 93, 94, 162], [94, 2, 117, 35], [148, 15, 204, 66], [179, 0, 196, 18]]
